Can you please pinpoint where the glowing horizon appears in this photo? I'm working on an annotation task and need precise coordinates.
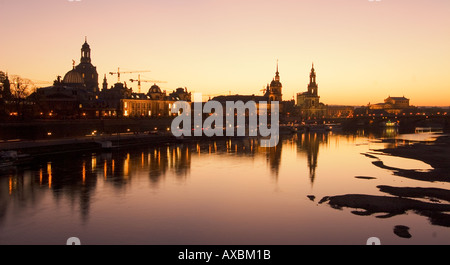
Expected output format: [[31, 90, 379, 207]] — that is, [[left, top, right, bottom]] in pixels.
[[0, 0, 449, 106]]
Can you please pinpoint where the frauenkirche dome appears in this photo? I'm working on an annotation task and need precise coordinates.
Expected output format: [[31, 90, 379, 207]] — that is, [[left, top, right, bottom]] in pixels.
[[63, 68, 83, 84]]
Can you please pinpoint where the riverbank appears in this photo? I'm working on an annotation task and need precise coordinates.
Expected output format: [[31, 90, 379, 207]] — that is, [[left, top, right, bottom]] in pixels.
[[0, 118, 174, 141], [377, 134, 450, 171], [0, 131, 267, 160], [0, 132, 180, 158], [315, 133, 450, 233]]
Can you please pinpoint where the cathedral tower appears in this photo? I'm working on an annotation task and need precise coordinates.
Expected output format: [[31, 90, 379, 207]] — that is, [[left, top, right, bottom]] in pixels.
[[308, 63, 318, 96], [296, 63, 326, 119], [74, 37, 99, 93], [80, 37, 91, 64], [267, 61, 283, 102]]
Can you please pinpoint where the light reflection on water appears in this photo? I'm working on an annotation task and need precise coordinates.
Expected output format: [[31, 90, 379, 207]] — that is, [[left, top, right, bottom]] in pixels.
[[394, 132, 443, 142], [0, 130, 449, 245]]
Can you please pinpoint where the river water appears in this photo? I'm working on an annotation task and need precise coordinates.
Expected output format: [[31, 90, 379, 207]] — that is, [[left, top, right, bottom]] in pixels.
[[1, 130, 449, 245]]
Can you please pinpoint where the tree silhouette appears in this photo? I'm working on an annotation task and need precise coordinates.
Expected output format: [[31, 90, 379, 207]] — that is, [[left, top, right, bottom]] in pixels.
[[7, 75, 36, 119], [0, 71, 12, 100], [0, 71, 6, 82]]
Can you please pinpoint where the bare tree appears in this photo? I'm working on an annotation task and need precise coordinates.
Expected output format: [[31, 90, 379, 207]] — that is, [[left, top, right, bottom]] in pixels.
[[11, 76, 35, 99], [10, 76, 36, 118], [0, 71, 6, 82]]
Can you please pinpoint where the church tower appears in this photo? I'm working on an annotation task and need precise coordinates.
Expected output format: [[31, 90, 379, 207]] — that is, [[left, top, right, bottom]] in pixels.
[[274, 62, 280, 82], [267, 61, 283, 102], [80, 37, 91, 64], [296, 63, 326, 118], [102, 74, 108, 91], [74, 37, 99, 93], [308, 63, 318, 96]]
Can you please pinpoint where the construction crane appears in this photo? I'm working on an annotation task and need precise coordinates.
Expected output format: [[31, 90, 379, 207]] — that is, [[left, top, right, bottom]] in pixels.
[[109, 68, 151, 83], [129, 74, 167, 93]]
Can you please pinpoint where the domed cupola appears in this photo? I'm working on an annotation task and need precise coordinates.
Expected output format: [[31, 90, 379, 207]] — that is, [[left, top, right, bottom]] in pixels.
[[63, 67, 83, 84], [147, 84, 165, 100], [148, 84, 162, 94]]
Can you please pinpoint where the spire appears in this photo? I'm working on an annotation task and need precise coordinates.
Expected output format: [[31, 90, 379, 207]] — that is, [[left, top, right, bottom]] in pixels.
[[102, 74, 108, 90], [310, 63, 316, 80], [85, 36, 87, 43], [274, 60, 280, 82]]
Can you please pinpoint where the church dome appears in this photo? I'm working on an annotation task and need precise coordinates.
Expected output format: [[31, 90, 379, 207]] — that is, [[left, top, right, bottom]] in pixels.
[[148, 84, 162, 94], [63, 69, 83, 84]]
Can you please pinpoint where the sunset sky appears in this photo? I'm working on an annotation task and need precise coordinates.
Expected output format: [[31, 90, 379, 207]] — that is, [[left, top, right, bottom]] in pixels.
[[1, 0, 449, 106]]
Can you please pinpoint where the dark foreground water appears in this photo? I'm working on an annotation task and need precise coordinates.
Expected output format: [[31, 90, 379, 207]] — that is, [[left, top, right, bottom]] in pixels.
[[1, 130, 449, 245]]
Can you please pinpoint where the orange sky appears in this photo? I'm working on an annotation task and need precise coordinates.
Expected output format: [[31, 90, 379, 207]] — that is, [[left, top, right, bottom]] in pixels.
[[1, 0, 449, 106]]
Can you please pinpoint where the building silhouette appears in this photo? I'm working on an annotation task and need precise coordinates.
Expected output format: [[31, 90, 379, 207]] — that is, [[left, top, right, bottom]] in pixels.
[[369, 96, 411, 114], [28, 38, 191, 119], [29, 39, 100, 117], [264, 61, 283, 102], [327, 105, 354, 118], [296, 64, 327, 119], [58, 38, 99, 93], [74, 38, 99, 93], [119, 83, 192, 118], [212, 62, 283, 113]]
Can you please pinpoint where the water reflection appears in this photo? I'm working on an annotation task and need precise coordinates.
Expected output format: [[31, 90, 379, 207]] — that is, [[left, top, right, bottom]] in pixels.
[[147, 145, 191, 186], [0, 130, 399, 217], [1, 138, 286, 224], [2, 129, 448, 244], [296, 132, 329, 185], [192, 138, 283, 178]]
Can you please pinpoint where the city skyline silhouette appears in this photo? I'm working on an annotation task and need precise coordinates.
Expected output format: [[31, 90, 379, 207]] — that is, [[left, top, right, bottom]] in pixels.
[[1, 0, 449, 106]]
